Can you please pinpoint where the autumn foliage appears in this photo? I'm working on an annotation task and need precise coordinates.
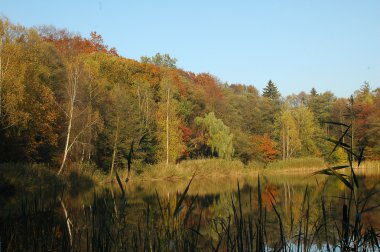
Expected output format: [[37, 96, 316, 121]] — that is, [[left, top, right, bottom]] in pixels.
[[0, 18, 379, 171], [252, 134, 278, 164]]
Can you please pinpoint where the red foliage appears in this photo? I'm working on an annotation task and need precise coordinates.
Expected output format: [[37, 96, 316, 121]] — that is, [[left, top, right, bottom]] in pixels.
[[41, 29, 117, 56], [262, 183, 279, 211], [194, 73, 223, 100], [166, 70, 188, 96], [179, 123, 192, 143], [252, 133, 278, 163], [353, 101, 375, 141]]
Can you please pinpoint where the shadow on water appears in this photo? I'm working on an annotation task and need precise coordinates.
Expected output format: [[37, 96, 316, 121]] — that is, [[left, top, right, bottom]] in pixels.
[[1, 167, 380, 251]]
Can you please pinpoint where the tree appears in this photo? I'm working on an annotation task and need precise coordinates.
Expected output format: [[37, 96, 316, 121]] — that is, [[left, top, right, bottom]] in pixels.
[[140, 53, 177, 68], [275, 104, 322, 159], [366, 88, 380, 158], [0, 22, 61, 162], [57, 56, 102, 175], [292, 106, 321, 156], [105, 84, 138, 176], [262, 80, 280, 101], [193, 73, 224, 113], [252, 134, 278, 164], [275, 108, 300, 160], [310, 87, 317, 97], [307, 91, 336, 124], [195, 112, 234, 159], [261, 80, 282, 137], [155, 74, 184, 164], [351, 83, 377, 157], [0, 18, 28, 131]]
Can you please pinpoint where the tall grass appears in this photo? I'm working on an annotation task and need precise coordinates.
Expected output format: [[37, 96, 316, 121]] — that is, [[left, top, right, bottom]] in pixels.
[[265, 157, 326, 172], [314, 121, 380, 251], [1, 172, 380, 251], [136, 158, 261, 180]]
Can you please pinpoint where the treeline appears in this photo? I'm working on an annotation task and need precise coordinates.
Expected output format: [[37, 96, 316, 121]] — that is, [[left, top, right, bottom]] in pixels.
[[0, 18, 379, 173]]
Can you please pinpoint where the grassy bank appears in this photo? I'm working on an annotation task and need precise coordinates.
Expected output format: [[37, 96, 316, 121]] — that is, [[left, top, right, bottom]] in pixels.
[[3, 158, 379, 190], [133, 157, 380, 180], [134, 159, 262, 181], [264, 157, 326, 173], [133, 157, 330, 181]]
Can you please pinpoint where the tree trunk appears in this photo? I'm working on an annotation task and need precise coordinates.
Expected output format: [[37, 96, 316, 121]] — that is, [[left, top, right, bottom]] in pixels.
[[58, 67, 78, 175], [145, 91, 149, 129], [282, 124, 286, 160], [286, 126, 290, 160], [166, 87, 170, 165], [110, 115, 120, 178]]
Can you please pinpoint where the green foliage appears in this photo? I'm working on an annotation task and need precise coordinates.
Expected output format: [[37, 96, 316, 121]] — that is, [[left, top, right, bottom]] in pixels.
[[275, 104, 322, 159], [140, 53, 177, 68], [154, 74, 185, 164], [262, 80, 280, 101], [195, 112, 234, 159]]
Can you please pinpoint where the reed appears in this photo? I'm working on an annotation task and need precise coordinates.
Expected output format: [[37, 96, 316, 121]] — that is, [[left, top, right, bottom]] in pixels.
[[265, 157, 326, 172], [1, 172, 379, 251], [314, 121, 380, 252], [136, 158, 261, 181]]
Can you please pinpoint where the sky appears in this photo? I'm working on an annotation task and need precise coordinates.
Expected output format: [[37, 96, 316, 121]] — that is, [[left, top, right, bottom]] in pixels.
[[1, 0, 379, 97]]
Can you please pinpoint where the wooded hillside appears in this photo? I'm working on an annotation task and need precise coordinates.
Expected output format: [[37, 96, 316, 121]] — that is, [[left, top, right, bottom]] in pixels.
[[1, 18, 379, 173]]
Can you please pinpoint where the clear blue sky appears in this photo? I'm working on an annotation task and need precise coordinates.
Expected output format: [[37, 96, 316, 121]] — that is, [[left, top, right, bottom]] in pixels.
[[1, 0, 379, 97]]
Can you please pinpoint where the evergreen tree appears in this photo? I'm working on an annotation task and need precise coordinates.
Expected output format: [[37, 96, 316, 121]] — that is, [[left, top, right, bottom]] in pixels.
[[261, 80, 282, 137], [262, 80, 280, 101], [310, 87, 317, 96]]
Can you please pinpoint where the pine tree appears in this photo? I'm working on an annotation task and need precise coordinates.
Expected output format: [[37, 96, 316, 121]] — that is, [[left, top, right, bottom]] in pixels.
[[310, 87, 317, 96], [262, 80, 280, 101]]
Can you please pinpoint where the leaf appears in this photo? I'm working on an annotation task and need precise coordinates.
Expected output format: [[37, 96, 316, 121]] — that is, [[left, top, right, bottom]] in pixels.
[[115, 170, 125, 196], [127, 139, 134, 175], [173, 174, 195, 218], [350, 166, 359, 189], [325, 137, 351, 149], [357, 145, 365, 167], [138, 132, 149, 147], [325, 125, 351, 158], [313, 165, 350, 176], [182, 194, 198, 227], [329, 167, 353, 190], [362, 204, 380, 213], [322, 121, 350, 128]]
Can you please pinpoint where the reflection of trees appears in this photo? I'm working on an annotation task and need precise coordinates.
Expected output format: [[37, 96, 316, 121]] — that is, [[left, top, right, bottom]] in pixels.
[[2, 175, 380, 250]]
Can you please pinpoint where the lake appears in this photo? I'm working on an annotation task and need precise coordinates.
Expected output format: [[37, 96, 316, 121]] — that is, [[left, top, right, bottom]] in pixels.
[[1, 168, 380, 251]]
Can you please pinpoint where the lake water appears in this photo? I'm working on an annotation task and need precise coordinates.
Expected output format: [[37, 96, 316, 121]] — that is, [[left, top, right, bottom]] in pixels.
[[1, 169, 380, 251]]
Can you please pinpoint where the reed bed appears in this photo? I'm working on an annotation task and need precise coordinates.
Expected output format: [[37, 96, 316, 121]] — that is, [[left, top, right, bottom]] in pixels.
[[136, 159, 261, 181], [1, 171, 379, 251]]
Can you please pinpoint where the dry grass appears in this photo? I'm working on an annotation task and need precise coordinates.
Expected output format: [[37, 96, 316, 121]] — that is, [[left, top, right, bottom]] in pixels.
[[134, 158, 261, 181], [265, 157, 326, 173]]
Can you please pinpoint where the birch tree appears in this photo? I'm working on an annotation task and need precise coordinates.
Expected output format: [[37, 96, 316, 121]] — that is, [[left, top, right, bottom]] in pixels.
[[276, 109, 300, 160], [57, 57, 101, 175], [155, 76, 184, 164]]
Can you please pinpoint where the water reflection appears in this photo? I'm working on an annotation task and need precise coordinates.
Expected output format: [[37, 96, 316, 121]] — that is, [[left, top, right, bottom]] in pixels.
[[1, 170, 380, 251]]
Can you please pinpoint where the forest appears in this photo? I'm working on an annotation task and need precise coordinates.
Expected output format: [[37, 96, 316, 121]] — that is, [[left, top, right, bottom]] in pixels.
[[1, 17, 379, 175]]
